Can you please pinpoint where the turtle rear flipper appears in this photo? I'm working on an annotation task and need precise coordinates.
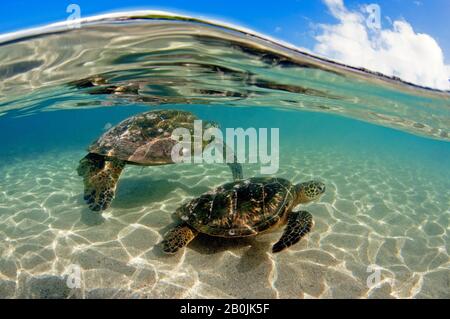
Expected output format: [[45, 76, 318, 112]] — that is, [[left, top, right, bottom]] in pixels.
[[222, 143, 243, 181], [272, 211, 313, 253], [78, 154, 125, 211], [162, 224, 198, 254], [227, 160, 243, 181]]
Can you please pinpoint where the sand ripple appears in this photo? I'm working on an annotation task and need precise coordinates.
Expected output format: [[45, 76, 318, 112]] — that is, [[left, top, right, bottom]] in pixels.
[[0, 149, 448, 298]]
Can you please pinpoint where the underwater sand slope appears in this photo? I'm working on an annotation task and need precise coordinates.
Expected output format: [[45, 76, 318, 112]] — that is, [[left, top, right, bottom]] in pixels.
[[0, 147, 448, 299]]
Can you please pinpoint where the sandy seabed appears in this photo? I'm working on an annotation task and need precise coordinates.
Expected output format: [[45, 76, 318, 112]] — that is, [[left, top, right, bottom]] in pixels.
[[0, 147, 448, 299]]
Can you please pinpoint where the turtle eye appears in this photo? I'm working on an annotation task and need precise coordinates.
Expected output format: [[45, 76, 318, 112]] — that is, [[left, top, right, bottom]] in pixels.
[[317, 183, 325, 193]]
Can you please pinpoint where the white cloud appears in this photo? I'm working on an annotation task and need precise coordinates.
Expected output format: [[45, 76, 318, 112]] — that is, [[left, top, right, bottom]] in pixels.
[[314, 0, 450, 90]]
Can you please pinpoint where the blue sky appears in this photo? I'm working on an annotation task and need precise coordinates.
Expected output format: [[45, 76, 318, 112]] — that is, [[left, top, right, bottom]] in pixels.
[[0, 0, 448, 59], [0, 0, 449, 88]]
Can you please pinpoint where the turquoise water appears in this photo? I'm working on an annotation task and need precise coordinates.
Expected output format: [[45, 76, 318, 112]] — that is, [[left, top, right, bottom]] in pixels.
[[0, 12, 449, 298]]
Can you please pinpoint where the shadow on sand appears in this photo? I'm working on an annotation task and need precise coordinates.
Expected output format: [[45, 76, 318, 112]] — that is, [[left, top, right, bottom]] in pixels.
[[78, 174, 209, 225], [112, 175, 209, 208], [154, 217, 275, 273]]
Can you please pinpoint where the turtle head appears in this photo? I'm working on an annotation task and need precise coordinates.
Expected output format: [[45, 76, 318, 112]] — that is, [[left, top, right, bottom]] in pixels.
[[295, 180, 325, 205]]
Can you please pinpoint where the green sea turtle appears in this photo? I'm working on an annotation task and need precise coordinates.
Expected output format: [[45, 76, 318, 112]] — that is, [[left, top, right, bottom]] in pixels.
[[162, 177, 325, 254], [77, 110, 243, 211]]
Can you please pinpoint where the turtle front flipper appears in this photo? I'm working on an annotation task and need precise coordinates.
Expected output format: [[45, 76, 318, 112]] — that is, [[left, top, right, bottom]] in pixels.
[[78, 154, 125, 211], [272, 211, 313, 253], [77, 153, 105, 177], [162, 223, 198, 254]]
